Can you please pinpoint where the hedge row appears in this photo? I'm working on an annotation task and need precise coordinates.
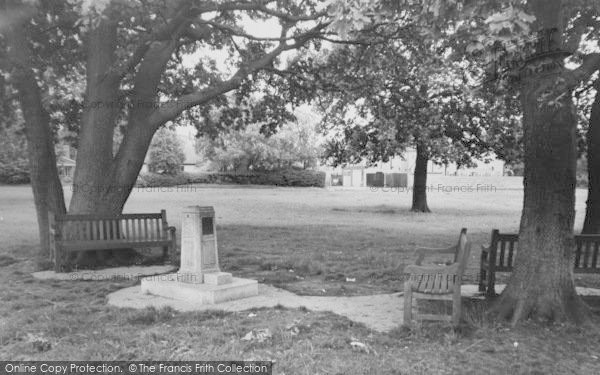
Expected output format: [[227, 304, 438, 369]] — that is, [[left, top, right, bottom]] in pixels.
[[136, 169, 326, 188], [0, 162, 30, 184]]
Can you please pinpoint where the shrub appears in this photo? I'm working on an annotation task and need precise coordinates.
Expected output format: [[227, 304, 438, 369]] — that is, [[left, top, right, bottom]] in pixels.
[[136, 172, 188, 188], [0, 128, 30, 184], [147, 128, 185, 175], [136, 169, 326, 188], [0, 162, 30, 184], [187, 169, 326, 187]]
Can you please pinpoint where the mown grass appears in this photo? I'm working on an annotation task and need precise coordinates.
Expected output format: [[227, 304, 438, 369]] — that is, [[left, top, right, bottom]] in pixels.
[[1, 184, 600, 373]]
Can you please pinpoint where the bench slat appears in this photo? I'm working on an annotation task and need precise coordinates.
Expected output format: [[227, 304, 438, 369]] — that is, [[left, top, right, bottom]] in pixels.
[[574, 268, 600, 274], [59, 240, 173, 251], [575, 240, 583, 268], [592, 242, 599, 269], [56, 213, 164, 221], [507, 240, 515, 268], [124, 218, 130, 240], [584, 241, 591, 268], [156, 218, 161, 240], [96, 220, 102, 241], [132, 218, 137, 241]]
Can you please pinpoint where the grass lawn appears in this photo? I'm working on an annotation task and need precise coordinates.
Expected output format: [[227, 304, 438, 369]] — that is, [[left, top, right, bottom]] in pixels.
[[1, 182, 600, 374]]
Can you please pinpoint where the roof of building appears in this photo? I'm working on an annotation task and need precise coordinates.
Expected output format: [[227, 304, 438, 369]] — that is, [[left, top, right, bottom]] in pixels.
[[57, 156, 76, 166]]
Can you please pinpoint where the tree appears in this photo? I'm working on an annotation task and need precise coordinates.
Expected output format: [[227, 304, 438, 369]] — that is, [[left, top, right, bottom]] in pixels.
[[574, 10, 600, 234], [294, 32, 500, 212], [197, 105, 323, 172], [483, 0, 600, 324], [583, 87, 600, 234], [1, 0, 331, 267], [200, 123, 272, 172], [326, 0, 600, 323], [2, 0, 68, 265], [270, 105, 323, 169], [147, 128, 185, 175]]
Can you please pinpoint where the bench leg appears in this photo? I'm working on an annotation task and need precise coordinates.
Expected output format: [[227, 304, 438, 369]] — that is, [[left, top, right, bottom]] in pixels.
[[479, 268, 487, 293], [54, 245, 66, 273], [486, 271, 496, 298], [166, 227, 177, 263], [403, 283, 412, 325], [452, 293, 461, 327]]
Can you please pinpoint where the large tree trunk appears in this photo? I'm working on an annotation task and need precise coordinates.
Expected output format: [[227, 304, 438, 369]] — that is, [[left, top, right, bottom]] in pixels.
[[69, 8, 181, 217], [582, 88, 600, 234], [5, 11, 67, 268], [493, 0, 590, 324], [411, 142, 431, 213], [69, 14, 123, 215], [67, 10, 181, 268], [65, 14, 141, 267]]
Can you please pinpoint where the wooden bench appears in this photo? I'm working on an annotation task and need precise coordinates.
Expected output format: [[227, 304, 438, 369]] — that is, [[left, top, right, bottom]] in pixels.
[[404, 228, 471, 326], [479, 229, 600, 297], [49, 210, 176, 272]]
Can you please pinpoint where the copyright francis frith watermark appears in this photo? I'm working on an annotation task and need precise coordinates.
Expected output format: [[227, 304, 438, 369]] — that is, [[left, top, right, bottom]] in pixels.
[[369, 184, 498, 193]]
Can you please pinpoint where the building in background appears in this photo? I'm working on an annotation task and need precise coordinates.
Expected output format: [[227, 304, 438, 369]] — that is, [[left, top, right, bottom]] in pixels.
[[56, 145, 77, 179], [321, 148, 505, 188]]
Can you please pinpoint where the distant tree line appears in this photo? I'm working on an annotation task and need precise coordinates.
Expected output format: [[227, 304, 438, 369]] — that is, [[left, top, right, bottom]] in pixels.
[[196, 106, 322, 173]]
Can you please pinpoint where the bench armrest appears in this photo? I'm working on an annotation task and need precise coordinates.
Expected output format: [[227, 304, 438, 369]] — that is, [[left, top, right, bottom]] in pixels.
[[414, 245, 457, 265]]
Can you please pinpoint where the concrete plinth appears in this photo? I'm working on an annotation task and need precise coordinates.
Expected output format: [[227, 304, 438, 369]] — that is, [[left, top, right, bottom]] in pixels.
[[141, 274, 258, 304], [204, 271, 233, 285]]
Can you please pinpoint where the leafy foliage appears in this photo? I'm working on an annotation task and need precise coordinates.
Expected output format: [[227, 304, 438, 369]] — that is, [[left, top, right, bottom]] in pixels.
[[197, 105, 323, 172], [147, 128, 185, 175], [288, 30, 515, 171], [136, 169, 326, 188], [0, 125, 30, 184]]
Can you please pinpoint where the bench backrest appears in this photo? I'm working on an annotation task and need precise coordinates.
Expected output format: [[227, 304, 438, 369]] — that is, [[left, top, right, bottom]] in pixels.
[[490, 229, 519, 271], [489, 230, 600, 273], [52, 210, 170, 242], [574, 235, 600, 272]]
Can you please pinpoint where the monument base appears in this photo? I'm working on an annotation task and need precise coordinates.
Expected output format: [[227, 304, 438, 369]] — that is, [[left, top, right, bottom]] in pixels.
[[204, 271, 233, 285], [141, 274, 258, 304]]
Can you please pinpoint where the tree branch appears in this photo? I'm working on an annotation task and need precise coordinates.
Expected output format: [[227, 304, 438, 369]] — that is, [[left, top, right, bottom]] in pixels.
[[200, 20, 298, 42], [193, 1, 327, 22], [148, 24, 326, 127], [112, 1, 201, 78]]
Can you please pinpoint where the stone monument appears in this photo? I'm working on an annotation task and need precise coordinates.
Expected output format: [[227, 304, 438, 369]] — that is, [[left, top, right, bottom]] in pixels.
[[141, 206, 258, 304]]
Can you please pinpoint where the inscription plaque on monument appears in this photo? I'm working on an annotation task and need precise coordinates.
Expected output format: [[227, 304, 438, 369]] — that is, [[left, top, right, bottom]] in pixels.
[[180, 206, 221, 282]]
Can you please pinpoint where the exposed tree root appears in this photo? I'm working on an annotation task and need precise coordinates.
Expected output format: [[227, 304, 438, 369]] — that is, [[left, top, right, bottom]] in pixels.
[[490, 288, 593, 327]]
